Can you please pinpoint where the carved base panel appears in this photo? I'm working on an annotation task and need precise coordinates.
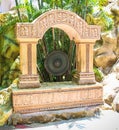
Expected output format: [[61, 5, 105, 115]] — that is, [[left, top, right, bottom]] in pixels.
[[18, 75, 41, 88], [73, 72, 96, 85], [13, 82, 103, 114]]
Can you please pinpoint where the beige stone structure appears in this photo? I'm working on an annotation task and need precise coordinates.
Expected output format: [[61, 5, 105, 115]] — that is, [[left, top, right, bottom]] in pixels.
[[13, 9, 103, 113], [13, 82, 102, 113], [16, 9, 100, 88]]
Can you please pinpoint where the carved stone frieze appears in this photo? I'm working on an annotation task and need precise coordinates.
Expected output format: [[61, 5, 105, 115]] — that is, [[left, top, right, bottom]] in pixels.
[[13, 83, 103, 113], [16, 9, 100, 41]]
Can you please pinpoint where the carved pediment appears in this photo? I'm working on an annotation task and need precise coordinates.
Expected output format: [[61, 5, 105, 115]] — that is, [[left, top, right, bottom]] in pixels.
[[16, 9, 100, 42]]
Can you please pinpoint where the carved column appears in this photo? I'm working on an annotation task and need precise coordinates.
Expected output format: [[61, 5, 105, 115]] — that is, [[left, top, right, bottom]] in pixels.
[[19, 41, 40, 88], [74, 42, 96, 84]]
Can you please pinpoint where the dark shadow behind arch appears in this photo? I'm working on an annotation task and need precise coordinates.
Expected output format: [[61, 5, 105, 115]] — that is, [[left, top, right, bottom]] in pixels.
[[37, 27, 76, 82]]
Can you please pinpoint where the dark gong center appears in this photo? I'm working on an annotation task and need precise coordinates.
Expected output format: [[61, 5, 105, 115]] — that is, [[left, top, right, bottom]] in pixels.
[[53, 59, 62, 68], [44, 50, 69, 76]]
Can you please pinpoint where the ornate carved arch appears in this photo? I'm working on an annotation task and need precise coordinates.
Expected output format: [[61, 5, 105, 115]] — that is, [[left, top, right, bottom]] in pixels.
[[16, 9, 101, 88], [16, 9, 100, 42]]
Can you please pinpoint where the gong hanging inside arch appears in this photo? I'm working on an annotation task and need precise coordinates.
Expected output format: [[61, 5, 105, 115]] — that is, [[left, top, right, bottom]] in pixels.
[[44, 50, 69, 76]]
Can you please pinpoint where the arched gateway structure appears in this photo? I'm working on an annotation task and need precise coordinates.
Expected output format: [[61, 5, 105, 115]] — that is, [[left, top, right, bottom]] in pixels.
[[13, 9, 102, 113], [16, 9, 100, 88]]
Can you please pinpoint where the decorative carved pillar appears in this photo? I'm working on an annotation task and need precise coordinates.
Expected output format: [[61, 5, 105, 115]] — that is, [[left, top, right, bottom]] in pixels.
[[19, 41, 40, 88], [74, 42, 96, 84]]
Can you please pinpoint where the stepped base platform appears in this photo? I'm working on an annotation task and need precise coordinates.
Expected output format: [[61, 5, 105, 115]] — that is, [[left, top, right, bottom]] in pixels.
[[12, 81, 103, 114], [8, 106, 101, 125]]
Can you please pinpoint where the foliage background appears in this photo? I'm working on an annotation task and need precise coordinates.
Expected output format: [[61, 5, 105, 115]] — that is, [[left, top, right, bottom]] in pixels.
[[0, 0, 117, 126], [0, 0, 113, 88]]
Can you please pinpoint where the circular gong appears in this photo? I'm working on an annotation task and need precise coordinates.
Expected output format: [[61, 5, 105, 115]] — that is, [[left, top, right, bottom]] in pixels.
[[44, 50, 69, 76]]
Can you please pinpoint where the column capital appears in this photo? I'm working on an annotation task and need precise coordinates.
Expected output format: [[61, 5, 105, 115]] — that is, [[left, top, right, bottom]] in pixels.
[[17, 38, 39, 44], [76, 40, 96, 44]]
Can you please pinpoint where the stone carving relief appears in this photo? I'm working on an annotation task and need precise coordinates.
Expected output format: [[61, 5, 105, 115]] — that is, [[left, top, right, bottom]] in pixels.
[[16, 9, 100, 40], [13, 85, 103, 113], [13, 9, 103, 114]]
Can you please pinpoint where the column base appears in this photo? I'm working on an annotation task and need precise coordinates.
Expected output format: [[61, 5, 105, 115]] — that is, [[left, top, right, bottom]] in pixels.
[[18, 75, 41, 89], [73, 72, 96, 85]]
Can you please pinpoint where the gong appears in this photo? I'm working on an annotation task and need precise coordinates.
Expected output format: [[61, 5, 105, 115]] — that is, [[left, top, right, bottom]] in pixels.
[[44, 50, 69, 76]]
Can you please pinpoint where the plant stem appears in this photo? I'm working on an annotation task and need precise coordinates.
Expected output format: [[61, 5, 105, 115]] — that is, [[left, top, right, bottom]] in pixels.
[[37, 0, 41, 10], [61, 0, 63, 8], [15, 0, 22, 22]]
